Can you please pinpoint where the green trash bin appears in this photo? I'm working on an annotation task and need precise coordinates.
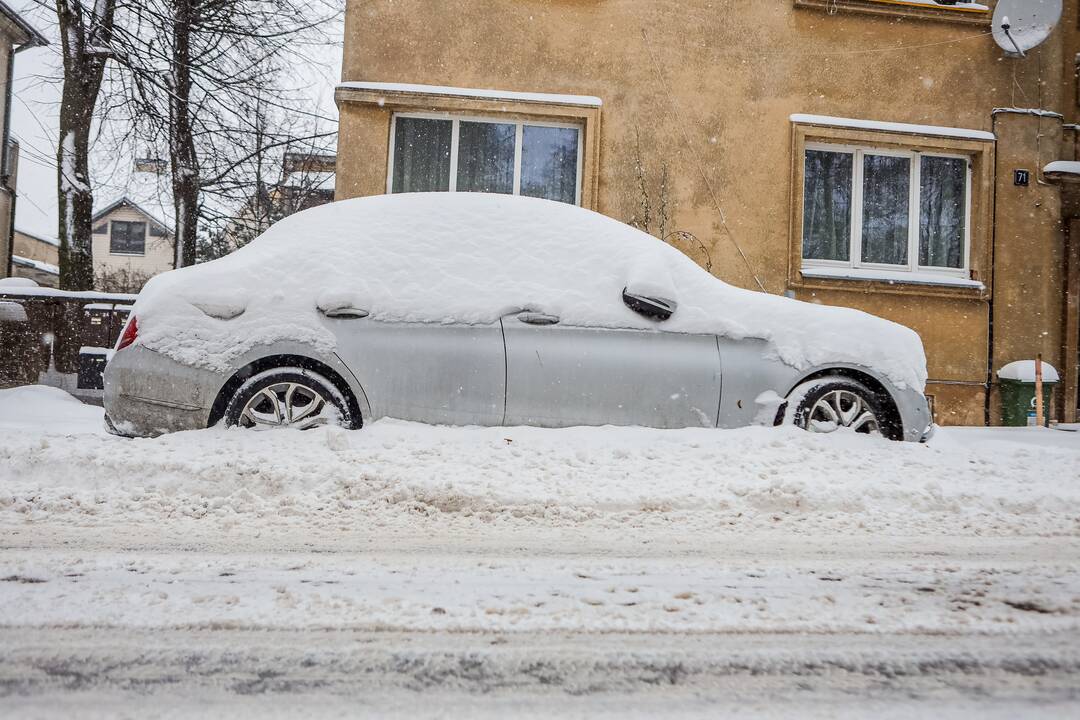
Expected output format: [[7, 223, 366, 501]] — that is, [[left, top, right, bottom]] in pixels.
[[997, 360, 1059, 427]]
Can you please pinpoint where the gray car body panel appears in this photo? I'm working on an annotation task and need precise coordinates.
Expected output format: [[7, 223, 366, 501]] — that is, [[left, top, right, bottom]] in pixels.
[[502, 312, 721, 428], [105, 314, 932, 442], [104, 340, 372, 437], [329, 317, 505, 426]]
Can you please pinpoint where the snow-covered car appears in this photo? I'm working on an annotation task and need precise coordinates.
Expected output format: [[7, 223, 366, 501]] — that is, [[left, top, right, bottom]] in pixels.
[[104, 193, 933, 441]]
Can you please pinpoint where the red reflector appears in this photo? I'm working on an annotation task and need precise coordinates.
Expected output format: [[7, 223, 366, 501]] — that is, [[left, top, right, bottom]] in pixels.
[[116, 316, 139, 351]]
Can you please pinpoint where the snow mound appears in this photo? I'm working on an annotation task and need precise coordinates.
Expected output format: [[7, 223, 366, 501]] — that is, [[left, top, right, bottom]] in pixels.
[[0, 277, 38, 288], [134, 193, 927, 389], [0, 385, 103, 434]]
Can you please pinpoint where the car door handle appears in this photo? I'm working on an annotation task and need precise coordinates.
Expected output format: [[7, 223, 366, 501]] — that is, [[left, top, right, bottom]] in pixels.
[[517, 311, 560, 326], [320, 306, 369, 319]]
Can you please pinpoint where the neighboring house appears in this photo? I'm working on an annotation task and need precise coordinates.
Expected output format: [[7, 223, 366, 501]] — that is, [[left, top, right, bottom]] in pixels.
[[0, 3, 46, 280], [11, 227, 59, 287], [335, 0, 1080, 425], [215, 151, 336, 254], [91, 197, 175, 293]]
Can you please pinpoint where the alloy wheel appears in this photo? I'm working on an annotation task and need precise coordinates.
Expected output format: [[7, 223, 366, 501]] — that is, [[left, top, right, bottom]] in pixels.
[[238, 382, 332, 430], [806, 389, 880, 435]]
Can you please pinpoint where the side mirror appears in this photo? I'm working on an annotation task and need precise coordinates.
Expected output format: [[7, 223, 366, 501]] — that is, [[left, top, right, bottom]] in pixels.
[[622, 287, 677, 321]]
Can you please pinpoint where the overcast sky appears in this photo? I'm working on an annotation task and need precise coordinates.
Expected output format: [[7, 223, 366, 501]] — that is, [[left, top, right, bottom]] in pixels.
[[8, 1, 343, 241]]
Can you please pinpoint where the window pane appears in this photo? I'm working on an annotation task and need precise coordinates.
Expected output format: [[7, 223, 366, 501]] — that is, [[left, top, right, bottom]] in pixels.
[[128, 222, 146, 254], [392, 117, 452, 193], [861, 154, 910, 265], [520, 125, 579, 204], [919, 156, 966, 269], [802, 150, 853, 261], [110, 222, 128, 253], [456, 121, 515, 194]]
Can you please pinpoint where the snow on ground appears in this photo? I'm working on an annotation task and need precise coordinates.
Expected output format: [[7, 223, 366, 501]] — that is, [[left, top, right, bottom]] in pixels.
[[2, 385, 1078, 539], [2, 386, 1080, 714]]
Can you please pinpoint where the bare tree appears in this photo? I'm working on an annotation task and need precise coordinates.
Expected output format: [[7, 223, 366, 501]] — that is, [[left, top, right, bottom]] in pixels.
[[54, 0, 117, 290], [106, 0, 339, 268]]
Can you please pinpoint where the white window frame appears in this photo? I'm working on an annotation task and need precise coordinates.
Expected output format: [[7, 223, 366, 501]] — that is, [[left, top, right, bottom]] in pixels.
[[802, 142, 972, 282], [387, 112, 585, 206]]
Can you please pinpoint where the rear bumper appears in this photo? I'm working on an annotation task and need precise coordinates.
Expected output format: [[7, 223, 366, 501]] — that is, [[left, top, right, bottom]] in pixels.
[[894, 386, 935, 443], [103, 345, 225, 437]]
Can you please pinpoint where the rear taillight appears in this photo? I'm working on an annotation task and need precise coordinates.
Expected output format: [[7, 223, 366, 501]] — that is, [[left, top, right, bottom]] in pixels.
[[116, 316, 139, 351]]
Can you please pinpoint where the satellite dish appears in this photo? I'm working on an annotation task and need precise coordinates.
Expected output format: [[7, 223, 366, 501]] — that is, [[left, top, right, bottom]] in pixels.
[[992, 0, 1062, 58]]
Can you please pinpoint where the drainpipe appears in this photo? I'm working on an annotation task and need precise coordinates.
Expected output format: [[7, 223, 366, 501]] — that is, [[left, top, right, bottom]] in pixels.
[[2, 45, 15, 279], [985, 113, 1001, 428]]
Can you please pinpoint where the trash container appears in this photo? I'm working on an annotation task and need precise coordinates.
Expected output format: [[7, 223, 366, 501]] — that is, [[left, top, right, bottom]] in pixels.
[[997, 360, 1060, 427]]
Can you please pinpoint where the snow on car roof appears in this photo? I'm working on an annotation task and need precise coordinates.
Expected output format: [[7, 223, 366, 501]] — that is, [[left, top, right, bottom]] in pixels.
[[135, 193, 926, 390]]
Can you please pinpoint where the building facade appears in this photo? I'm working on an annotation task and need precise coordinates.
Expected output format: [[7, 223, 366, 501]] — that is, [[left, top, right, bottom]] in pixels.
[[91, 198, 175, 293], [11, 227, 59, 287], [335, 0, 1080, 425], [0, 3, 46, 281]]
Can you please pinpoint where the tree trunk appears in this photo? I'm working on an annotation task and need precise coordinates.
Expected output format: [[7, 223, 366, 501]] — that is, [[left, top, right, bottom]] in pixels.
[[55, 0, 115, 291], [169, 0, 199, 269]]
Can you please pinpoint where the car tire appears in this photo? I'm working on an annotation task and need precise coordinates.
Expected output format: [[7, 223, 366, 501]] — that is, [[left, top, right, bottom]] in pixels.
[[224, 367, 356, 430], [784, 376, 888, 438]]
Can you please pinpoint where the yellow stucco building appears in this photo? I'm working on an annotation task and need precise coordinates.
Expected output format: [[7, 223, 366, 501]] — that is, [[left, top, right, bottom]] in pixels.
[[334, 0, 1080, 425]]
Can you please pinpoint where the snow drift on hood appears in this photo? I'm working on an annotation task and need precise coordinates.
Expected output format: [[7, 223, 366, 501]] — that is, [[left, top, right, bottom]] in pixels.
[[133, 193, 927, 390]]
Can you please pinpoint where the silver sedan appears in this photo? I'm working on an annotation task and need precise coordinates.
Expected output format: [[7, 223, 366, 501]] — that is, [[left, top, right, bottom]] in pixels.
[[104, 195, 933, 441]]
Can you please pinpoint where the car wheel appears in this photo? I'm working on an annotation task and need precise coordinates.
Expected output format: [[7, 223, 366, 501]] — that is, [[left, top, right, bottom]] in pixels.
[[785, 376, 885, 437], [224, 368, 354, 430]]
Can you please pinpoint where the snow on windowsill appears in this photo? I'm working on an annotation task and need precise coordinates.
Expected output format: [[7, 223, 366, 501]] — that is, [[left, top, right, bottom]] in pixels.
[[801, 266, 984, 290], [338, 81, 603, 108], [791, 114, 994, 141], [871, 0, 988, 10]]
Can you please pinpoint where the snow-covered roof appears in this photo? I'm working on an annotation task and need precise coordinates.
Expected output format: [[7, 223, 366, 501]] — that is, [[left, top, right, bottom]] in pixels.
[[134, 193, 927, 390], [997, 360, 1060, 383], [791, 114, 994, 141], [92, 196, 173, 234], [11, 254, 58, 275], [338, 81, 603, 108]]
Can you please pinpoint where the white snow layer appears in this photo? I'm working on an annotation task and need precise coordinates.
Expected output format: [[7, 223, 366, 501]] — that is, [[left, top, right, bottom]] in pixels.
[[338, 81, 603, 107], [997, 359, 1061, 383], [790, 114, 995, 141], [1043, 160, 1080, 177], [2, 385, 1079, 540], [133, 193, 928, 390]]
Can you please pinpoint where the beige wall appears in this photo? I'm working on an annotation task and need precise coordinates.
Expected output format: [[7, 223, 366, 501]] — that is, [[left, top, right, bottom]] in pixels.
[[13, 230, 58, 265], [337, 0, 1080, 424], [92, 205, 175, 281]]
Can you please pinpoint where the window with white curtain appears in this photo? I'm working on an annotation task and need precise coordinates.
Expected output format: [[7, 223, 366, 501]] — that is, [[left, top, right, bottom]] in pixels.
[[802, 143, 971, 279], [389, 113, 582, 205]]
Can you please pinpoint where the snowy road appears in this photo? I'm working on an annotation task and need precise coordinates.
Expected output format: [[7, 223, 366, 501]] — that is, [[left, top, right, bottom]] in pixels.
[[2, 386, 1080, 716]]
